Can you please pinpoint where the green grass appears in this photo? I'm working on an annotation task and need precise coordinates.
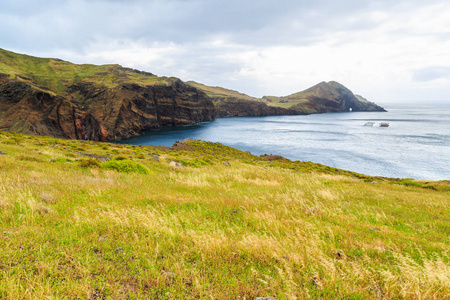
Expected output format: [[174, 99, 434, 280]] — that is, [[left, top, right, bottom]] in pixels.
[[187, 81, 264, 102], [0, 130, 449, 299], [263, 99, 317, 113], [0, 48, 170, 96], [101, 159, 150, 174]]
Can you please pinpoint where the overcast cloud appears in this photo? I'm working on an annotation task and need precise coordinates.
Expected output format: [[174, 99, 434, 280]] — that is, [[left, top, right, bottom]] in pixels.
[[1, 0, 450, 103]]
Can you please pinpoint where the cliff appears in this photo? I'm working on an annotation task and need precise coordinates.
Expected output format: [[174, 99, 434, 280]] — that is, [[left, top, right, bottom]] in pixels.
[[187, 81, 300, 117], [189, 80, 385, 116], [263, 81, 386, 113], [1, 49, 385, 142], [212, 98, 299, 117], [0, 49, 215, 141]]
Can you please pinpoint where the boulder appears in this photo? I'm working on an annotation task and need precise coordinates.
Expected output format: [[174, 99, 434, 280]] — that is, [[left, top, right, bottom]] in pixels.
[[169, 161, 182, 169]]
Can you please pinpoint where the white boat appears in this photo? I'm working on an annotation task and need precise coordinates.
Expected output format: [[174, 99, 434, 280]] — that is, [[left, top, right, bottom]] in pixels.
[[364, 122, 375, 126], [380, 122, 389, 127]]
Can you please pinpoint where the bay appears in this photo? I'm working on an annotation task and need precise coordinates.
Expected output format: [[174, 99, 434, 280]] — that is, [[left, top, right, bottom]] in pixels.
[[118, 102, 450, 180]]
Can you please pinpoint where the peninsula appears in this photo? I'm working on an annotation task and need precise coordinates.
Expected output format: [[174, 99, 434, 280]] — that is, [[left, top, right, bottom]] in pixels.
[[0, 48, 385, 141]]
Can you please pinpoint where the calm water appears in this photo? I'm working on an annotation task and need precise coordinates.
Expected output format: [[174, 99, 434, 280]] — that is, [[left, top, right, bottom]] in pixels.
[[118, 103, 450, 180]]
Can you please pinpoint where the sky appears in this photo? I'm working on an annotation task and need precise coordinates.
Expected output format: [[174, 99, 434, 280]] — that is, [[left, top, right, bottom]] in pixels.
[[1, 0, 450, 104]]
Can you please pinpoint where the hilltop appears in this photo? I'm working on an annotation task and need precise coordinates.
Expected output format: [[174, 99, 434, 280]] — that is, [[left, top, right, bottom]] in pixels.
[[263, 81, 386, 114], [0, 131, 448, 299]]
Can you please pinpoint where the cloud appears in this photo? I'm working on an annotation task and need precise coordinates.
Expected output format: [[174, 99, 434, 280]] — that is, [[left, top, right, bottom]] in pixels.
[[0, 0, 416, 49], [413, 67, 450, 82], [1, 0, 450, 102]]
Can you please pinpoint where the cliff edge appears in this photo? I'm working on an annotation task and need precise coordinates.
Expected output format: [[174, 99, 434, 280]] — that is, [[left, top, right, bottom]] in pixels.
[[0, 49, 215, 141]]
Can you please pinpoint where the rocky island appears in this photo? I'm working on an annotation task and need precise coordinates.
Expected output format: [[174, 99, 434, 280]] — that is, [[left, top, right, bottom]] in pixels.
[[0, 48, 385, 141]]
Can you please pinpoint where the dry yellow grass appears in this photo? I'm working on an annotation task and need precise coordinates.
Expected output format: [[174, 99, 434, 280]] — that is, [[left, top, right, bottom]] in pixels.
[[0, 132, 449, 299]]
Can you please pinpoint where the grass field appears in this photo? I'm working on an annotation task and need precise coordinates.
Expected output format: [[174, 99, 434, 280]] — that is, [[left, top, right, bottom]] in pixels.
[[0, 131, 449, 299]]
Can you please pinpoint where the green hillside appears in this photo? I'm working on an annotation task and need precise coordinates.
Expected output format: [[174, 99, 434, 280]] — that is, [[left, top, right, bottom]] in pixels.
[[0, 131, 448, 299], [0, 48, 215, 141], [263, 81, 386, 113], [0, 48, 169, 96], [187, 81, 263, 102]]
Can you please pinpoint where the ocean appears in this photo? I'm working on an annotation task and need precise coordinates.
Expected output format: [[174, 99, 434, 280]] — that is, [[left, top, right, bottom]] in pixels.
[[118, 102, 450, 180]]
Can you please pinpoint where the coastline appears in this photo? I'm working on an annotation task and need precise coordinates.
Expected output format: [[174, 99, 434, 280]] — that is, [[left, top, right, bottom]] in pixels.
[[117, 107, 450, 181]]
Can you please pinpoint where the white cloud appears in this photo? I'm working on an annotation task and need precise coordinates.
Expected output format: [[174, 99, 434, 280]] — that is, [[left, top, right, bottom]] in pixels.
[[1, 0, 450, 103]]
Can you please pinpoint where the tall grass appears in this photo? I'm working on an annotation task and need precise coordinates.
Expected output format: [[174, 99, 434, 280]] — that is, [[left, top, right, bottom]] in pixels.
[[0, 131, 449, 299]]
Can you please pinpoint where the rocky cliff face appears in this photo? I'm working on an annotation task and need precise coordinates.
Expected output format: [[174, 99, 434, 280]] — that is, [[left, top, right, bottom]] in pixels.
[[0, 73, 215, 141], [211, 98, 299, 117]]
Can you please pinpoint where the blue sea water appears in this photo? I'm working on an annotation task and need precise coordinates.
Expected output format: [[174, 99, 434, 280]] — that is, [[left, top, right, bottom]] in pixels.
[[118, 102, 450, 180]]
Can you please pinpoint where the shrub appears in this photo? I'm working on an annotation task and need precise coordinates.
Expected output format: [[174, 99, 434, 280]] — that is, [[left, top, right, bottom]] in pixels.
[[54, 157, 72, 163], [180, 158, 210, 168], [101, 159, 150, 174], [113, 155, 128, 161], [16, 155, 42, 162], [79, 158, 101, 168]]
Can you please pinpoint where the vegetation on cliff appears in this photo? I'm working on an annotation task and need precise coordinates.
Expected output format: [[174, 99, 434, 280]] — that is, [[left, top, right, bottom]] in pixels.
[[0, 131, 448, 299], [0, 48, 215, 141]]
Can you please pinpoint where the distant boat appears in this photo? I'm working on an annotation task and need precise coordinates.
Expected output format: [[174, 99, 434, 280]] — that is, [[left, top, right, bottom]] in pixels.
[[380, 122, 389, 127], [364, 122, 375, 126]]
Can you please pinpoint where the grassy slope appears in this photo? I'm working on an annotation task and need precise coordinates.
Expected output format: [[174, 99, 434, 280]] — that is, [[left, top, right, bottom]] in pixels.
[[262, 82, 351, 113], [281, 82, 341, 101], [261, 85, 318, 110], [264, 99, 315, 113], [0, 48, 169, 96], [187, 81, 264, 103], [0, 131, 449, 299]]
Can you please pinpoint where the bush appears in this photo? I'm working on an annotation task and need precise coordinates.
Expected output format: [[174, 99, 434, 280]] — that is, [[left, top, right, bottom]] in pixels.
[[79, 158, 101, 168], [179, 158, 210, 168], [54, 157, 72, 163], [101, 159, 150, 174], [113, 155, 129, 160], [16, 155, 42, 162]]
